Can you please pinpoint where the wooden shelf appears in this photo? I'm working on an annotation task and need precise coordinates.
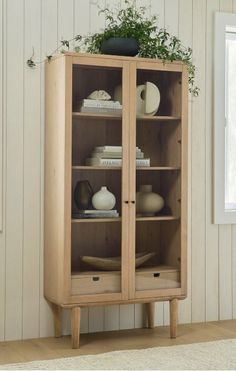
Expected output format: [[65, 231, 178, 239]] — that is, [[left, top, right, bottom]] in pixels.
[[137, 115, 181, 122], [72, 217, 121, 223], [72, 112, 180, 122], [136, 216, 178, 222], [72, 265, 178, 277], [72, 166, 180, 171], [72, 112, 122, 120], [72, 165, 122, 170], [137, 166, 180, 171]]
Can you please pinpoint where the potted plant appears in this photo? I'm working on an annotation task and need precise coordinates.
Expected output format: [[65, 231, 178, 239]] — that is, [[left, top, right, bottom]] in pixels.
[[80, 0, 198, 96], [27, 0, 199, 96]]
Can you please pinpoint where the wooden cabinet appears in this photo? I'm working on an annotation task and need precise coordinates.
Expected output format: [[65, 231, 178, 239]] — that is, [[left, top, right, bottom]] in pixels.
[[44, 53, 188, 348]]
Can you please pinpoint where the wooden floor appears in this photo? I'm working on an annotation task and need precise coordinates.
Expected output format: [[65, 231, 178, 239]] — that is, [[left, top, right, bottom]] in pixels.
[[0, 320, 236, 365]]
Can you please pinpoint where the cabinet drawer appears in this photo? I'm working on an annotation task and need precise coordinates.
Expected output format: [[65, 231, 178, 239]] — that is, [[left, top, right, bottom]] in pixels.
[[136, 268, 180, 291], [71, 272, 121, 295]]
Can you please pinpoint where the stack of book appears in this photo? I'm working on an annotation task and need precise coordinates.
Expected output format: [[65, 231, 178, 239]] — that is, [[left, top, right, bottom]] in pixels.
[[74, 209, 119, 219], [86, 146, 150, 167], [79, 99, 122, 115]]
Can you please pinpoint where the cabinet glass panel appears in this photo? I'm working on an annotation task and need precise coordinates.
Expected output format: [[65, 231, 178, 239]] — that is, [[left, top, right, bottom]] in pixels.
[[135, 68, 182, 291], [71, 64, 123, 295]]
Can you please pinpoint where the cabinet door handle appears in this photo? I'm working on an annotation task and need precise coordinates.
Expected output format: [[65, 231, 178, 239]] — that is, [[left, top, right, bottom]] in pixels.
[[131, 200, 135, 204], [124, 200, 129, 204]]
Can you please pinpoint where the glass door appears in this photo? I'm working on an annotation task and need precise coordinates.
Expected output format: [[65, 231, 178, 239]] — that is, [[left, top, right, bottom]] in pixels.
[[130, 62, 183, 298], [70, 57, 129, 301]]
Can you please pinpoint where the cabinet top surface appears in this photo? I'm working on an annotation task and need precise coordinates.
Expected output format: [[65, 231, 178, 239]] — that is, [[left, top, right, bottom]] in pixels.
[[47, 52, 186, 69]]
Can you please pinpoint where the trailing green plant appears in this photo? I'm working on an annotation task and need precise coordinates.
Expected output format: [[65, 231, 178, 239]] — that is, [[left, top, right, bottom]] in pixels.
[[27, 0, 199, 96]]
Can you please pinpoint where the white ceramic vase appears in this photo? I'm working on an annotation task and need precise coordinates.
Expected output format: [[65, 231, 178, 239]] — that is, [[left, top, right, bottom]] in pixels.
[[136, 185, 164, 216], [92, 186, 116, 210]]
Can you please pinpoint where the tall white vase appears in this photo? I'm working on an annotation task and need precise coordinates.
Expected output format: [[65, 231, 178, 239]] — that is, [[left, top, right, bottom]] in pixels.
[[92, 186, 116, 210]]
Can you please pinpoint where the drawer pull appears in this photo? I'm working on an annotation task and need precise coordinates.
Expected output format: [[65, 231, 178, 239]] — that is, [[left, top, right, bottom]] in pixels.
[[92, 276, 100, 282], [153, 273, 160, 278]]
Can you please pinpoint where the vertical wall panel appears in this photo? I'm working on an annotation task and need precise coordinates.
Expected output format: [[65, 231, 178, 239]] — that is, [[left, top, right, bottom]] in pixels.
[[191, 0, 206, 323], [104, 305, 120, 331], [232, 0, 236, 321], [58, 0, 74, 42], [5, 0, 24, 340], [178, 0, 193, 325], [150, 0, 164, 28], [89, 307, 104, 333], [119, 304, 135, 330], [39, 0, 58, 338], [232, 226, 236, 318], [0, 0, 3, 232], [90, 0, 106, 33], [205, 0, 220, 322], [218, 0, 233, 321], [0, 0, 6, 341], [164, 0, 179, 36], [22, 0, 41, 339]]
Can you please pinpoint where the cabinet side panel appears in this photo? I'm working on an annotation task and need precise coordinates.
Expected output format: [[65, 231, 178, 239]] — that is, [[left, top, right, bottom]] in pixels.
[[44, 57, 67, 304]]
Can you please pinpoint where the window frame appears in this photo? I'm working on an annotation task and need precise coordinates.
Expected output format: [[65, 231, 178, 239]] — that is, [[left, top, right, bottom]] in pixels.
[[214, 12, 236, 224]]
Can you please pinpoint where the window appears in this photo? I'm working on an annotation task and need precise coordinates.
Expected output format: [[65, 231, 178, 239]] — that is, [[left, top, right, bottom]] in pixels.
[[214, 12, 236, 223]]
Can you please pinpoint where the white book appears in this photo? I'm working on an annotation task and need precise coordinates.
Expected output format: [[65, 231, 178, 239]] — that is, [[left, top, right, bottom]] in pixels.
[[75, 213, 119, 219], [81, 99, 122, 109], [79, 106, 122, 114], [86, 158, 150, 167], [78, 209, 118, 215], [91, 151, 144, 159], [94, 146, 141, 153]]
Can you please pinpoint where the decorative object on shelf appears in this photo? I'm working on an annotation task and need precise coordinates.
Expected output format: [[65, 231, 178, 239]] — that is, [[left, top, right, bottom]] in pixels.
[[101, 37, 139, 56], [74, 180, 93, 210], [92, 186, 116, 210], [136, 82, 160, 116], [87, 90, 111, 100], [79, 98, 122, 115], [86, 145, 150, 167], [74, 209, 119, 219], [136, 185, 164, 216], [81, 251, 155, 271]]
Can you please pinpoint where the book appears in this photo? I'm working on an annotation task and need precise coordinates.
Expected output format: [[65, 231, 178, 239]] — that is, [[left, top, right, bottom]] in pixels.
[[94, 146, 141, 153], [73, 213, 119, 219], [91, 151, 144, 159], [86, 158, 150, 167], [78, 209, 118, 215], [79, 106, 122, 114], [81, 99, 122, 109]]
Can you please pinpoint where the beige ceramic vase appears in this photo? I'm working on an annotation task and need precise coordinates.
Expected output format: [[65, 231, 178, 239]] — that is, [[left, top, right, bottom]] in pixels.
[[136, 185, 164, 216]]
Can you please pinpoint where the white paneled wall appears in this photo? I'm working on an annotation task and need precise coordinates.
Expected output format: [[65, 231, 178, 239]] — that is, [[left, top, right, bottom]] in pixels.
[[0, 0, 236, 341]]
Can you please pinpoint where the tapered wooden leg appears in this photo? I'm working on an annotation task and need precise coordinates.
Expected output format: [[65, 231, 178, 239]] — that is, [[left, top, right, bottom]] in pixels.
[[51, 304, 62, 338], [169, 298, 178, 338], [71, 307, 81, 349], [146, 302, 155, 328]]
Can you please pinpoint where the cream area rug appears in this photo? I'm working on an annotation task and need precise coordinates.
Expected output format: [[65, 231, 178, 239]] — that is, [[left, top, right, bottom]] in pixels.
[[1, 339, 236, 370]]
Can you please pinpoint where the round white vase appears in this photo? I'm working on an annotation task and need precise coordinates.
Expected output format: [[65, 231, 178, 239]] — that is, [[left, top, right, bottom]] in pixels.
[[92, 186, 116, 210], [136, 185, 164, 216]]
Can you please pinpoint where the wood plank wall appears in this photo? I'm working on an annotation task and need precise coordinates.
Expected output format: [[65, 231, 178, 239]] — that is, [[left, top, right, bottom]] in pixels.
[[0, 0, 236, 341]]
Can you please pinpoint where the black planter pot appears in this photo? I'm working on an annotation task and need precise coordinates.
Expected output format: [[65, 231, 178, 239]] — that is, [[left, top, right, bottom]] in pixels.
[[101, 37, 139, 56]]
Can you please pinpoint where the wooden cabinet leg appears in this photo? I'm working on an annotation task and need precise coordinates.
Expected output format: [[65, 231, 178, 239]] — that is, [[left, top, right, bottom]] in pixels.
[[71, 307, 81, 349], [51, 304, 62, 338], [146, 302, 155, 329], [169, 298, 178, 338]]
